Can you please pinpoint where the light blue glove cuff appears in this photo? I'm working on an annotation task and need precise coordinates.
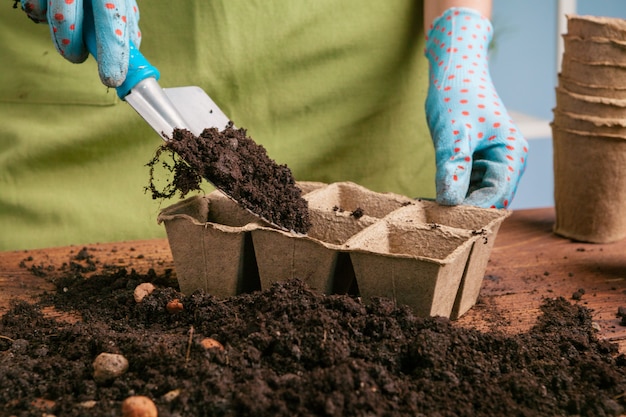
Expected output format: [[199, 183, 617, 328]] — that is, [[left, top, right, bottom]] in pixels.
[[424, 8, 528, 209]]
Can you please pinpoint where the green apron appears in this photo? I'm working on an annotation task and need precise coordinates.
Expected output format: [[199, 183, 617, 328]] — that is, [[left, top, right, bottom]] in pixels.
[[0, 0, 433, 251]]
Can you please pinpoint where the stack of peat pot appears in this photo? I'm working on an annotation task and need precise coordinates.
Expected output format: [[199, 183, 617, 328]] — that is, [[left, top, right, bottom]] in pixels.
[[552, 15, 626, 243]]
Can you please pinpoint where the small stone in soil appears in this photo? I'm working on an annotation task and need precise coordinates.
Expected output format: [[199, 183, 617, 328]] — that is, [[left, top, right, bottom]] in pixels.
[[121, 396, 158, 417], [93, 353, 129, 384], [133, 282, 156, 303], [572, 288, 586, 301], [166, 299, 184, 314]]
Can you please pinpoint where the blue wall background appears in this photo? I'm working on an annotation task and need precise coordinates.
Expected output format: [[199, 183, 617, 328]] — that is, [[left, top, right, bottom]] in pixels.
[[489, 1, 626, 209]]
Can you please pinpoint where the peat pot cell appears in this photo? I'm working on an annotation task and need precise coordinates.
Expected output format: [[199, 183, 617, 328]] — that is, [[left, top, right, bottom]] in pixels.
[[383, 200, 508, 232], [158, 193, 262, 297], [419, 202, 510, 319], [304, 181, 413, 245], [382, 202, 510, 318], [418, 201, 508, 232], [204, 190, 269, 227], [305, 181, 413, 219], [346, 221, 475, 318], [251, 211, 375, 295]]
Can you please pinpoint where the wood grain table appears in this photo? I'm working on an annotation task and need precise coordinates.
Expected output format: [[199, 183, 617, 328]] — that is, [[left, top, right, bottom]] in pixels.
[[1, 208, 625, 352]]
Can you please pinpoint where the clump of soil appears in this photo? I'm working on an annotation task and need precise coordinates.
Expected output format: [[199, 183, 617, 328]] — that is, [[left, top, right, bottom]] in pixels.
[[332, 206, 365, 219], [147, 124, 311, 234], [1, 251, 625, 416]]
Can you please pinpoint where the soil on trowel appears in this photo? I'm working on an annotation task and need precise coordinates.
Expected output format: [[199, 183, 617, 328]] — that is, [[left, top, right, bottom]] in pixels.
[[1, 250, 625, 416], [147, 124, 311, 234]]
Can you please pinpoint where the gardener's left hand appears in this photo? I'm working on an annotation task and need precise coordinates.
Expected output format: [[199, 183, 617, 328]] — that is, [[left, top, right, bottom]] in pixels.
[[425, 7, 528, 209]]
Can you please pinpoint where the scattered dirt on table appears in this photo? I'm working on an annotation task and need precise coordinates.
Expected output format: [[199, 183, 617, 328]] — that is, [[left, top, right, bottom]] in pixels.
[[146, 124, 311, 234], [1, 250, 626, 417]]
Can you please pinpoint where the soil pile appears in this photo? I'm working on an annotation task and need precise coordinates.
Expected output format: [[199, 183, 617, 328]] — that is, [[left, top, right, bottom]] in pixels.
[[147, 124, 311, 234], [1, 249, 625, 416]]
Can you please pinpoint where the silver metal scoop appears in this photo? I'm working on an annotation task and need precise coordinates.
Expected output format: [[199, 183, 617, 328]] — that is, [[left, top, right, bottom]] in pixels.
[[125, 78, 231, 139], [83, 1, 304, 233]]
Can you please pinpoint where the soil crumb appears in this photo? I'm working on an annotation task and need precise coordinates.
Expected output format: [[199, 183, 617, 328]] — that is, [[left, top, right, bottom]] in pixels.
[[1, 256, 625, 416], [147, 124, 311, 234]]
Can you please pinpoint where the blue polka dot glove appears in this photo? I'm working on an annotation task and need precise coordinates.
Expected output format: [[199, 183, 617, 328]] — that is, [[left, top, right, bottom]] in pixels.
[[20, 0, 141, 87], [425, 8, 528, 209]]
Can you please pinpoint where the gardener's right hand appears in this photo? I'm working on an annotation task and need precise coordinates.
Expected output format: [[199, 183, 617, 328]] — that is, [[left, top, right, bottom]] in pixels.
[[19, 0, 141, 87]]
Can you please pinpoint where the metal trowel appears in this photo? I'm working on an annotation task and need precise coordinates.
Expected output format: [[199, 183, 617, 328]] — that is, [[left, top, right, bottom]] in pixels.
[[83, 3, 305, 233], [83, 5, 228, 138]]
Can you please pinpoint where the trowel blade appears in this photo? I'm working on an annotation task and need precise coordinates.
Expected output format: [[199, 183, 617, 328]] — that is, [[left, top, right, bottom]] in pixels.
[[163, 86, 232, 136]]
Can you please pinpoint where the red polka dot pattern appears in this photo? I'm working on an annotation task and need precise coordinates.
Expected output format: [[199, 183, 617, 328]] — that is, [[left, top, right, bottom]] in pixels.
[[19, 0, 142, 87], [424, 8, 528, 209]]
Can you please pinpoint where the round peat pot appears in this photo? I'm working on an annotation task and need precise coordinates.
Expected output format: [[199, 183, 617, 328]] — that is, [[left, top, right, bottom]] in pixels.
[[552, 126, 626, 243]]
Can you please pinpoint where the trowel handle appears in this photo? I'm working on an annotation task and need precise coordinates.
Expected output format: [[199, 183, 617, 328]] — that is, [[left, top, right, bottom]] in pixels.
[[83, 0, 160, 100]]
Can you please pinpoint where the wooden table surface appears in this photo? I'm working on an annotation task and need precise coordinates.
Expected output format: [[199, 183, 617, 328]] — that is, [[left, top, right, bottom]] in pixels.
[[1, 207, 625, 353]]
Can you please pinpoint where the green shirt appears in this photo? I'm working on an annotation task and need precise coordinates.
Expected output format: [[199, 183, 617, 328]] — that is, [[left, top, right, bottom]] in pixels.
[[0, 0, 433, 251]]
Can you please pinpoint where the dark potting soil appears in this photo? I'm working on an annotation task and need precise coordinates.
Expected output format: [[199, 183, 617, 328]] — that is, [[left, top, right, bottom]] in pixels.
[[147, 124, 311, 234], [1, 250, 626, 417]]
